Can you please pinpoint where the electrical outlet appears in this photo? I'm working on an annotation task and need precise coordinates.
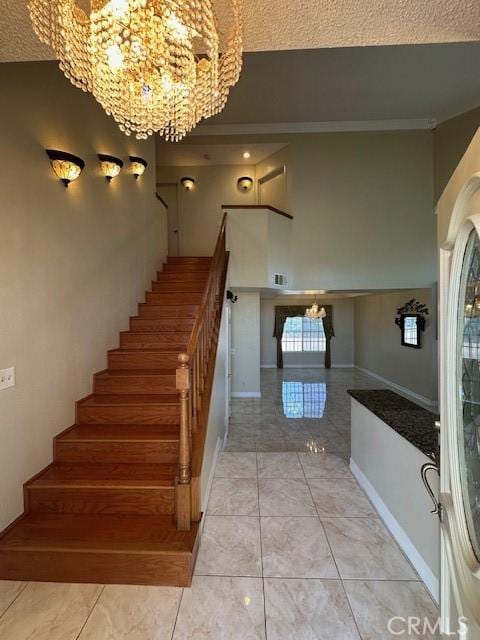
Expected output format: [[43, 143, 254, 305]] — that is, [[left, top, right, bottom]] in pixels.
[[0, 367, 15, 391]]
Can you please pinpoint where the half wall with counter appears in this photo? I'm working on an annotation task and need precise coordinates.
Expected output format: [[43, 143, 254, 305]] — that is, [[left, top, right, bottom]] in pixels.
[[348, 389, 440, 602]]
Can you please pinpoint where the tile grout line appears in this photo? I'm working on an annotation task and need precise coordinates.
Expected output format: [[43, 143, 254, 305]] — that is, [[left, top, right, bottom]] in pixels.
[[169, 588, 185, 640], [0, 581, 30, 621], [300, 453, 366, 640], [192, 573, 426, 583], [74, 584, 105, 640], [256, 451, 269, 640]]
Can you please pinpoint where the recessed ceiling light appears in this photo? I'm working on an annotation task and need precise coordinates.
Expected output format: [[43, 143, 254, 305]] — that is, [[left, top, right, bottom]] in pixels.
[[243, 151, 251, 159]]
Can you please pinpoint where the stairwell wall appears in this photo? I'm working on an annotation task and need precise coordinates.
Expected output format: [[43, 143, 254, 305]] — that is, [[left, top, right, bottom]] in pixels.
[[200, 302, 229, 510], [0, 61, 167, 531]]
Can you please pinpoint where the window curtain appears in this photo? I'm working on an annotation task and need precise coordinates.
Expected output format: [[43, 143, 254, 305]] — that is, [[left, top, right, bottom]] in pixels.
[[273, 305, 335, 369]]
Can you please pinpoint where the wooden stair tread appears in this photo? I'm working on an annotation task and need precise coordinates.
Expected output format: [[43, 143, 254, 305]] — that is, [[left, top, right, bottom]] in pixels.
[[0, 513, 198, 553], [140, 302, 200, 307], [113, 345, 185, 352], [98, 369, 176, 377], [163, 267, 210, 272], [121, 331, 190, 339], [130, 316, 195, 333], [29, 463, 177, 487], [79, 394, 180, 406], [109, 348, 184, 353], [123, 331, 191, 335], [167, 256, 211, 261], [58, 424, 180, 441], [156, 274, 209, 281], [127, 327, 194, 333]]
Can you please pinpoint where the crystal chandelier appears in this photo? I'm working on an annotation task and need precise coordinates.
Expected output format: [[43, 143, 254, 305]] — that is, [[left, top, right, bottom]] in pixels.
[[305, 302, 326, 321], [28, 0, 243, 140]]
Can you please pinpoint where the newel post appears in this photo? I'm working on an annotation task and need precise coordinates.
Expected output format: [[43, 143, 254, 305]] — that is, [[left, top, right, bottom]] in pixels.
[[176, 353, 191, 530]]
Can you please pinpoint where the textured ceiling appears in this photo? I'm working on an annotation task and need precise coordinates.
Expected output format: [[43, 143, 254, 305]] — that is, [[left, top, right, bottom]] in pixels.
[[2, 0, 480, 62]]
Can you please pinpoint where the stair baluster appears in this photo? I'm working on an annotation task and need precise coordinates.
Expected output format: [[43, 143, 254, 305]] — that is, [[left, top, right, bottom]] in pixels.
[[176, 353, 191, 531]]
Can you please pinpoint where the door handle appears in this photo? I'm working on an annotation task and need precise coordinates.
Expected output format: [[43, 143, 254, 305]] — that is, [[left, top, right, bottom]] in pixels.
[[421, 462, 442, 519]]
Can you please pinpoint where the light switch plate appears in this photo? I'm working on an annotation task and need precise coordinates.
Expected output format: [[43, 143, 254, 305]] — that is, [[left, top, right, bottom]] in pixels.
[[0, 367, 15, 391]]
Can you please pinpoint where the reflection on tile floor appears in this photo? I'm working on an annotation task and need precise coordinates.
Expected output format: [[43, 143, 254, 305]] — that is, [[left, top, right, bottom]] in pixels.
[[0, 369, 439, 639], [282, 381, 327, 418]]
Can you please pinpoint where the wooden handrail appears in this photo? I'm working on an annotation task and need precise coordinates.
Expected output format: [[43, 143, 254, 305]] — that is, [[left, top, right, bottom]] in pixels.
[[175, 212, 228, 530], [221, 204, 293, 220], [186, 212, 227, 356], [155, 192, 168, 209]]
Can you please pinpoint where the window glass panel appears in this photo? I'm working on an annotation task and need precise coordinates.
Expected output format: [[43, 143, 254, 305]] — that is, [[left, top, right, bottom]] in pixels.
[[281, 316, 326, 353], [457, 230, 480, 561]]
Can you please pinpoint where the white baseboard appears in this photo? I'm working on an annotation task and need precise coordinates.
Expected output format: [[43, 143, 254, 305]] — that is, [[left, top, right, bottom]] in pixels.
[[201, 436, 223, 517], [350, 459, 439, 603], [331, 364, 355, 368], [260, 364, 355, 369], [354, 366, 438, 409], [222, 426, 229, 450], [231, 392, 262, 398]]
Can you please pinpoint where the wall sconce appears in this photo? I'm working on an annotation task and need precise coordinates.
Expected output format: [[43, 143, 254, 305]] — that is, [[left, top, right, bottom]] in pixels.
[[237, 176, 253, 192], [129, 156, 148, 179], [98, 154, 123, 182], [181, 177, 195, 191], [46, 149, 85, 188]]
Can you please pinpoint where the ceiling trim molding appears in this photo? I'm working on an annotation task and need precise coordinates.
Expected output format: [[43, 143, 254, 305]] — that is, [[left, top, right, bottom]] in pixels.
[[191, 119, 437, 136]]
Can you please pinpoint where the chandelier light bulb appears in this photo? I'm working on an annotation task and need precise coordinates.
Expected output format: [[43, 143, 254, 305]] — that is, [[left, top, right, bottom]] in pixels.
[[166, 12, 189, 41], [28, 0, 243, 140], [107, 44, 124, 72], [110, 0, 129, 19]]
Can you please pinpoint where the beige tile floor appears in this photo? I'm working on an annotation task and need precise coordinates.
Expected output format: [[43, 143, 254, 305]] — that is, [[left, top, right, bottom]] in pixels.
[[0, 369, 439, 639]]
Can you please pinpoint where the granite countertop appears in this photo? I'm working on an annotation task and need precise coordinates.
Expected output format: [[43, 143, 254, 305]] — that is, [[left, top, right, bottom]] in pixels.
[[347, 389, 439, 463]]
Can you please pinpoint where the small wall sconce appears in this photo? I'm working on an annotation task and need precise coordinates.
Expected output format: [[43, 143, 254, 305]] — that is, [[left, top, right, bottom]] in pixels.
[[181, 177, 195, 191], [129, 156, 148, 179], [46, 149, 85, 188], [227, 290, 238, 304], [237, 176, 253, 192], [98, 154, 123, 182]]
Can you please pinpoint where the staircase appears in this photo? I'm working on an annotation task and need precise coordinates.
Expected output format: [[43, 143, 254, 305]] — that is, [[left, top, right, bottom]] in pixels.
[[0, 222, 228, 588]]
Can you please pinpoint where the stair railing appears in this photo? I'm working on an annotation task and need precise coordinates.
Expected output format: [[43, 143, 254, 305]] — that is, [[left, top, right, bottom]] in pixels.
[[175, 213, 228, 530]]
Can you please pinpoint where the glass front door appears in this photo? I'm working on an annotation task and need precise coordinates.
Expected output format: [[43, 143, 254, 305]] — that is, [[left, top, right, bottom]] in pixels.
[[457, 230, 480, 561]]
